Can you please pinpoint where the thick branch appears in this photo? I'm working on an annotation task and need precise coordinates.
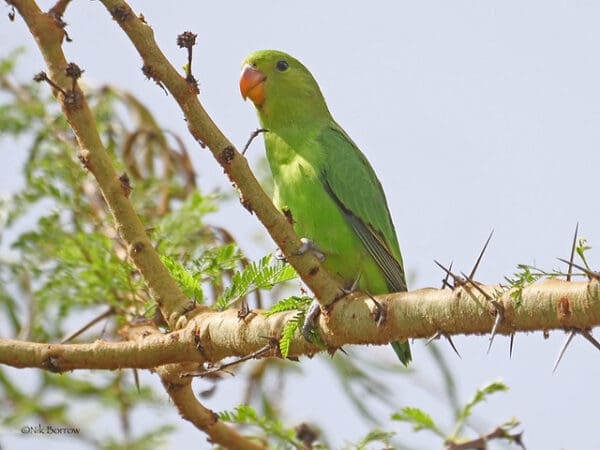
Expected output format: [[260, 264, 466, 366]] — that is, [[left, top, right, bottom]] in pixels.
[[0, 325, 202, 371], [96, 0, 344, 306], [158, 370, 268, 450], [2, 280, 598, 371], [10, 0, 193, 326]]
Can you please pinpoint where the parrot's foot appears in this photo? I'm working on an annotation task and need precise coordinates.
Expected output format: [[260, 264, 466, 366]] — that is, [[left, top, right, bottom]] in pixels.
[[296, 238, 326, 262], [341, 272, 362, 295], [274, 238, 326, 263], [301, 300, 322, 342], [274, 247, 286, 261]]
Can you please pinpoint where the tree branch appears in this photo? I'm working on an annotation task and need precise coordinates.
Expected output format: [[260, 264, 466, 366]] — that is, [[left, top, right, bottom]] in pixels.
[[9, 0, 194, 327], [159, 371, 268, 450], [2, 279, 598, 371]]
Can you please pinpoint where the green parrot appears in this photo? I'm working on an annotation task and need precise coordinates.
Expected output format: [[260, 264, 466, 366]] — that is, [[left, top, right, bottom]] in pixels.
[[239, 50, 411, 366]]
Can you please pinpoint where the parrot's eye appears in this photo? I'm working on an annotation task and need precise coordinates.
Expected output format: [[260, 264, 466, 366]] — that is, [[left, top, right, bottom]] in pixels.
[[276, 60, 289, 72]]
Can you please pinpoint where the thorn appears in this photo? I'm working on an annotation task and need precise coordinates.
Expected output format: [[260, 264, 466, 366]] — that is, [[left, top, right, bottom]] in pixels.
[[348, 272, 362, 293], [509, 333, 515, 359], [180, 341, 274, 378], [242, 128, 269, 155], [60, 307, 115, 343], [425, 331, 461, 358], [461, 272, 493, 300], [362, 289, 387, 327], [567, 223, 579, 282], [445, 334, 462, 359], [133, 368, 140, 393], [558, 258, 600, 280], [553, 330, 576, 372], [434, 259, 464, 288], [425, 331, 441, 346], [580, 329, 600, 352], [440, 261, 453, 289], [468, 230, 494, 279], [487, 301, 505, 354], [237, 299, 251, 320]]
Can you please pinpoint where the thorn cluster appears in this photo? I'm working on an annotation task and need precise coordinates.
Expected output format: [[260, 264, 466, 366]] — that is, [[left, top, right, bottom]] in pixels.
[[32, 63, 83, 107], [176, 31, 199, 94], [552, 224, 600, 371]]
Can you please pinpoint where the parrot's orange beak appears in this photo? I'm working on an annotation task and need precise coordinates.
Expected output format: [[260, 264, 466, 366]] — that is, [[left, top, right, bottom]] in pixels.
[[240, 64, 266, 106]]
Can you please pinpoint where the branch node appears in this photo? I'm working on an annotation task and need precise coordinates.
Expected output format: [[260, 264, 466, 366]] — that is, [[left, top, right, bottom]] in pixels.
[[219, 146, 235, 164], [45, 356, 62, 373], [141, 64, 167, 94], [237, 301, 252, 321], [295, 423, 319, 449], [48, 7, 72, 42], [119, 172, 133, 197], [176, 31, 199, 93], [110, 5, 131, 22], [77, 149, 91, 169], [131, 241, 145, 255]]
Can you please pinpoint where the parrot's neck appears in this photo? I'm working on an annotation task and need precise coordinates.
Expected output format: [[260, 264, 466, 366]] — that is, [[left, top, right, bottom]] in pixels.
[[257, 111, 330, 150]]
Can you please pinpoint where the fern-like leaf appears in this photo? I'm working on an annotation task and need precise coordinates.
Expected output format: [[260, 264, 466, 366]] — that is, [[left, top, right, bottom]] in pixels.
[[216, 255, 297, 311]]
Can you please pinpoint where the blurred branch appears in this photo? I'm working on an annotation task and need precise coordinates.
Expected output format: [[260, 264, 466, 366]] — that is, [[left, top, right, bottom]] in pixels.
[[9, 0, 194, 327], [2, 279, 599, 370]]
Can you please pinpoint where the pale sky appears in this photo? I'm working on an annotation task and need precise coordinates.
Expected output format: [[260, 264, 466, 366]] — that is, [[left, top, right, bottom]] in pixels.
[[2, 1, 600, 449]]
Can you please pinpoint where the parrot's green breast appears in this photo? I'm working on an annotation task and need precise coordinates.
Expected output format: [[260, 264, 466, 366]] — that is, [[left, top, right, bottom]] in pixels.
[[265, 131, 390, 294]]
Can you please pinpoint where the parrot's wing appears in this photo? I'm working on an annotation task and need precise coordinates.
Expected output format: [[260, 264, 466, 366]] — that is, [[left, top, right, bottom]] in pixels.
[[317, 125, 407, 292]]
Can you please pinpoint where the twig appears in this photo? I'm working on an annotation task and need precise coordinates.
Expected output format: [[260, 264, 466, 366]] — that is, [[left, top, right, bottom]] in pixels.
[[242, 128, 268, 155], [181, 341, 276, 378]]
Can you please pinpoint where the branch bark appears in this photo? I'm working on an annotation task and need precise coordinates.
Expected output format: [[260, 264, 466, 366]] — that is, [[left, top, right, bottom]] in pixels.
[[2, 279, 598, 371]]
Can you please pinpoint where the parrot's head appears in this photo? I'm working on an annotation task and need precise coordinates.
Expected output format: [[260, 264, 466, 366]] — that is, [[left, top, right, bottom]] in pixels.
[[240, 50, 331, 129]]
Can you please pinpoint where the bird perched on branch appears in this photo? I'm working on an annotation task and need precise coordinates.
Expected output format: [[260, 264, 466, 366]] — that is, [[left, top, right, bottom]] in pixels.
[[240, 50, 411, 365]]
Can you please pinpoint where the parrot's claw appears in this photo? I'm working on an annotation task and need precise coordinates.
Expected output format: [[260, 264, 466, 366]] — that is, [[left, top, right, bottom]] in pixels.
[[296, 238, 326, 262], [274, 247, 286, 261], [341, 272, 362, 295], [301, 300, 321, 342]]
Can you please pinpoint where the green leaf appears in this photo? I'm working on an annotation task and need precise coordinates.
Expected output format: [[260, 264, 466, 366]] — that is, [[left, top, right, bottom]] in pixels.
[[219, 405, 301, 449], [279, 313, 303, 358], [263, 295, 313, 317], [351, 429, 396, 450], [392, 407, 444, 438], [160, 254, 203, 302], [576, 237, 592, 271], [452, 380, 509, 437], [216, 255, 298, 311]]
